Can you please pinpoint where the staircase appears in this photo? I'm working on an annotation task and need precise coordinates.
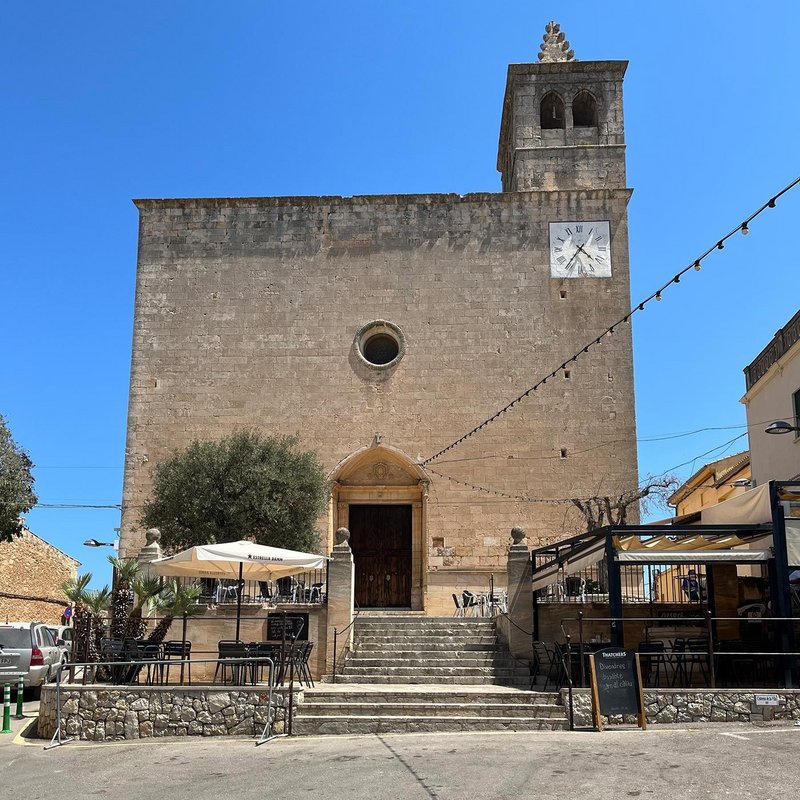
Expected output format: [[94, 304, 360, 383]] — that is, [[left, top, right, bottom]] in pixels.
[[292, 615, 567, 734]]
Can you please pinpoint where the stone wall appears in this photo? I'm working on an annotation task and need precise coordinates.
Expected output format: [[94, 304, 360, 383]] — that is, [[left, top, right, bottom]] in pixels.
[[562, 688, 800, 728], [38, 684, 297, 741], [0, 528, 78, 624]]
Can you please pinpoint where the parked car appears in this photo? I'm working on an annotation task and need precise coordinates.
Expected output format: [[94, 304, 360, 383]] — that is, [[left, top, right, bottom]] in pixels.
[[0, 622, 66, 698], [46, 625, 75, 657]]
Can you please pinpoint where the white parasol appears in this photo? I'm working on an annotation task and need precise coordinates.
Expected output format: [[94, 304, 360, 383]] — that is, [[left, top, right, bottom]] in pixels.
[[151, 540, 329, 640]]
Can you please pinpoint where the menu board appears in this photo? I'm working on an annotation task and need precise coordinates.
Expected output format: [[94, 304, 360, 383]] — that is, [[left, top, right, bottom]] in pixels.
[[266, 613, 309, 642], [589, 647, 646, 731]]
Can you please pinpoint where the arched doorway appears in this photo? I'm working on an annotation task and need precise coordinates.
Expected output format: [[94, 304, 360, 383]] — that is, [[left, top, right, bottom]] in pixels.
[[329, 444, 428, 610]]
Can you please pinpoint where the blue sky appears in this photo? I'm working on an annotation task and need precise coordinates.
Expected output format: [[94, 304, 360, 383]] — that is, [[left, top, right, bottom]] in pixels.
[[2, 2, 799, 588]]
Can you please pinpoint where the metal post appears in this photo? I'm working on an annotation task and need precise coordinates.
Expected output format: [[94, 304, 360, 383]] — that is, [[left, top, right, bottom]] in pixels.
[[769, 482, 795, 688], [14, 674, 24, 719], [287, 640, 295, 736], [235, 562, 244, 643], [565, 634, 574, 731], [332, 628, 338, 684], [705, 610, 716, 689], [605, 531, 624, 646], [1, 684, 11, 733], [179, 613, 188, 686]]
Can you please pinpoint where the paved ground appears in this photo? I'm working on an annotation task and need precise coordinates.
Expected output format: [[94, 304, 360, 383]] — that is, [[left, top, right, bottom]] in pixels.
[[3, 708, 800, 800]]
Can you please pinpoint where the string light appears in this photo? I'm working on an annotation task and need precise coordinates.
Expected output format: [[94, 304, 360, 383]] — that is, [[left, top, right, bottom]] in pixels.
[[421, 175, 799, 467], [741, 224, 749, 236]]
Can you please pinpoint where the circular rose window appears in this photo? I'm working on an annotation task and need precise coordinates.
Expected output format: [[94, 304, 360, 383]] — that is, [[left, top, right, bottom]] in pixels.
[[354, 320, 406, 370]]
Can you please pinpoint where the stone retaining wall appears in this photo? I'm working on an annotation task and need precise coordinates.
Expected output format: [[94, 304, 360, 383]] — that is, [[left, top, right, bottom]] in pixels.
[[38, 684, 298, 741], [561, 688, 800, 728]]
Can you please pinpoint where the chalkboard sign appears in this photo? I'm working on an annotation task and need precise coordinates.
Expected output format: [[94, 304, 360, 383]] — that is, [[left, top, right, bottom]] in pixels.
[[589, 647, 646, 731], [266, 613, 309, 642]]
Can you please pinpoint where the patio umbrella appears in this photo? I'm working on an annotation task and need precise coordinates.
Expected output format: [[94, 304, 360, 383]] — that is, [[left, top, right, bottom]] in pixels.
[[151, 540, 329, 640]]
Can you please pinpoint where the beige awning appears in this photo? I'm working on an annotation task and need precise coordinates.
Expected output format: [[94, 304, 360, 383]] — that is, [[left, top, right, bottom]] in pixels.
[[616, 549, 772, 564], [700, 483, 771, 525]]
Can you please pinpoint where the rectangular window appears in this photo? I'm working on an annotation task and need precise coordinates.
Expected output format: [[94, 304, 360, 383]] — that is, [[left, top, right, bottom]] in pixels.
[[794, 388, 800, 429]]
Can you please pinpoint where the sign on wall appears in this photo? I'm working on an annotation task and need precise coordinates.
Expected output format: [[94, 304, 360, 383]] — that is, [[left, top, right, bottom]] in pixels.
[[266, 613, 309, 642]]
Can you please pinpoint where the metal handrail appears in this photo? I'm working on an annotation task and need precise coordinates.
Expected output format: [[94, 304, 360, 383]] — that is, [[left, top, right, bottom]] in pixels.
[[331, 602, 361, 684]]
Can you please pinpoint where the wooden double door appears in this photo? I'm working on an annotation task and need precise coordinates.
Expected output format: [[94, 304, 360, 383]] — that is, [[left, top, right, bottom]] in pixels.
[[349, 504, 412, 608]]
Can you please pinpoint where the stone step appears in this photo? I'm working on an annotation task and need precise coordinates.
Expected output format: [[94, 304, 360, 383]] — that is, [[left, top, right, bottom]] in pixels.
[[343, 663, 529, 675], [355, 636, 498, 645], [292, 715, 567, 735], [344, 656, 519, 668], [303, 689, 560, 704], [355, 623, 495, 632], [299, 701, 566, 718], [355, 616, 492, 623], [330, 674, 534, 685], [355, 642, 501, 652]]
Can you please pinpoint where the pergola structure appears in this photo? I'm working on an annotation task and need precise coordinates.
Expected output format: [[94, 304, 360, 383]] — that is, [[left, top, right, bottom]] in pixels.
[[530, 481, 800, 686]]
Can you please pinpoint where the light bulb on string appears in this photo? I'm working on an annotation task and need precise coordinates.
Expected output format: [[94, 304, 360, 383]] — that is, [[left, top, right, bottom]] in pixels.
[[693, 261, 701, 271], [741, 224, 749, 235]]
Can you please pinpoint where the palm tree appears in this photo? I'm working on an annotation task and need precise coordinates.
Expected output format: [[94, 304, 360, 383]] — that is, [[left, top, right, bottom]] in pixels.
[[84, 586, 112, 663], [147, 580, 203, 645], [61, 573, 92, 663], [125, 577, 163, 640], [108, 557, 140, 639]]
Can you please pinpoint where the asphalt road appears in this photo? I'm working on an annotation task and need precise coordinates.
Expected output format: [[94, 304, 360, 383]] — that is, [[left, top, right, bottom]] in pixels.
[[4, 716, 800, 800]]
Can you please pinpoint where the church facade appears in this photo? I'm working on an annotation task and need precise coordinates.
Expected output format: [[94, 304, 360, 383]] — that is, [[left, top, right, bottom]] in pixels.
[[120, 24, 638, 614]]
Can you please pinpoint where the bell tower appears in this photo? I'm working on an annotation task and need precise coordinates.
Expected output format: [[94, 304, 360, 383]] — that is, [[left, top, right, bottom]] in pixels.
[[497, 21, 628, 192]]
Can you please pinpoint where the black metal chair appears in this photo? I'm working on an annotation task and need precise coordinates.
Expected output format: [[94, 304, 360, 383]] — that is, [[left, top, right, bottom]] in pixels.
[[163, 640, 192, 685], [247, 642, 280, 685], [533, 641, 563, 690], [638, 641, 668, 687], [462, 591, 480, 617], [214, 640, 247, 684], [452, 593, 466, 617], [296, 641, 315, 687]]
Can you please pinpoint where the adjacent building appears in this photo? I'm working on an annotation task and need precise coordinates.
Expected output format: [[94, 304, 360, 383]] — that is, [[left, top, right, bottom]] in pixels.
[[668, 451, 751, 518], [120, 23, 639, 614], [742, 308, 800, 485], [0, 526, 79, 624]]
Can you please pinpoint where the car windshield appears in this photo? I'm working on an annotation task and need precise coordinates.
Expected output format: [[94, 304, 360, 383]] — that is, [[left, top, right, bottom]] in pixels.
[[0, 628, 32, 649]]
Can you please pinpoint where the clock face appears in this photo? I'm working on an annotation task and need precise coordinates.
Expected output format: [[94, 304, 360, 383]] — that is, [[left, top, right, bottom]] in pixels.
[[549, 221, 612, 278]]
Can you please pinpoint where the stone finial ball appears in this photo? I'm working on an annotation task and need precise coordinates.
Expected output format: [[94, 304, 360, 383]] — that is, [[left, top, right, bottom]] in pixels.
[[510, 526, 526, 544], [145, 528, 161, 545], [334, 527, 351, 545]]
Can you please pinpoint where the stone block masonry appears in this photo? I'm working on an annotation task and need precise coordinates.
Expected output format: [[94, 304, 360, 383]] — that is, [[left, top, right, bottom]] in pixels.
[[121, 190, 638, 578], [562, 688, 800, 728], [0, 528, 78, 624], [38, 684, 297, 741]]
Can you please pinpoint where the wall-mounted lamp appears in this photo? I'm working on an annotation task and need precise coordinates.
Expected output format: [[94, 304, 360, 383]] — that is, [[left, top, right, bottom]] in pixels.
[[765, 420, 800, 436]]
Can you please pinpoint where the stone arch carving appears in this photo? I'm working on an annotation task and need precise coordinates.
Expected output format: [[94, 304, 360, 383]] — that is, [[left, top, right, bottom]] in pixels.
[[328, 444, 428, 485], [572, 90, 598, 127], [540, 91, 566, 130]]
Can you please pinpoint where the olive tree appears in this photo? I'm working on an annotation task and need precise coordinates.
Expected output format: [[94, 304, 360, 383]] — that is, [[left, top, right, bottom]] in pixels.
[[141, 430, 327, 553], [0, 414, 37, 542]]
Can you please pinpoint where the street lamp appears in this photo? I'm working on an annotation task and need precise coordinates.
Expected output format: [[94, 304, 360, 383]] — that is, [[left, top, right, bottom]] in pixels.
[[764, 420, 800, 436], [83, 539, 117, 547]]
